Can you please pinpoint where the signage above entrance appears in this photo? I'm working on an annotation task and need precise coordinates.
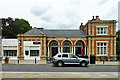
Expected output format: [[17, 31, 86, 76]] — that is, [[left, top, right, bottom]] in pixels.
[[33, 42, 40, 45]]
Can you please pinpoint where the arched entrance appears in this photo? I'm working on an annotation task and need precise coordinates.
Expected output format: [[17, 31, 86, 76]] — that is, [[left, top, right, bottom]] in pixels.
[[75, 40, 85, 56], [62, 40, 72, 53], [49, 40, 58, 57]]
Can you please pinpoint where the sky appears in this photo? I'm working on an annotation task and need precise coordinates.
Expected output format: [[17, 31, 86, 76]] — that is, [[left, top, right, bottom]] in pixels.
[[0, 0, 119, 31]]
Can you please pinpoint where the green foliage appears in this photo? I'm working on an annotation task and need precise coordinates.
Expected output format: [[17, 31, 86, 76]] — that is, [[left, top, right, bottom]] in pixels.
[[116, 30, 120, 56], [116, 41, 120, 56], [4, 56, 9, 60], [2, 18, 32, 38], [116, 30, 120, 35]]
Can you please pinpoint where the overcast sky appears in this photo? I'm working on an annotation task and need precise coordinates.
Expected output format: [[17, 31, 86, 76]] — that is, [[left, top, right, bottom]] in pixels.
[[0, 0, 119, 30]]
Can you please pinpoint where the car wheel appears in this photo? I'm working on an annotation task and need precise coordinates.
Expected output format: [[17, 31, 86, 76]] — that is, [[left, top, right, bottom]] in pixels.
[[57, 61, 63, 67], [80, 62, 87, 67]]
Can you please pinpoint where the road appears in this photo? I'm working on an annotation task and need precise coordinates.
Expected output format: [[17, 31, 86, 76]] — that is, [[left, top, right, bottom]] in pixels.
[[2, 64, 119, 72]]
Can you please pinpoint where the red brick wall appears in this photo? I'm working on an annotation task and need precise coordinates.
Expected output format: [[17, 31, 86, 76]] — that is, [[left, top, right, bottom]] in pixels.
[[94, 26, 96, 35], [112, 25, 114, 34], [108, 40, 111, 57], [91, 40, 92, 55], [58, 40, 63, 46], [94, 40, 96, 56], [108, 26, 111, 35], [46, 40, 50, 46], [90, 26, 92, 35], [84, 40, 88, 45], [71, 40, 76, 45], [42, 40, 44, 55], [113, 39, 114, 55]]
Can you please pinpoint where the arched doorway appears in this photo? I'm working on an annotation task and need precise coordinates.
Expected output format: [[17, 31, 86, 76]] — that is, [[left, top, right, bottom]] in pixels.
[[75, 40, 85, 56], [49, 40, 58, 57], [62, 40, 72, 53]]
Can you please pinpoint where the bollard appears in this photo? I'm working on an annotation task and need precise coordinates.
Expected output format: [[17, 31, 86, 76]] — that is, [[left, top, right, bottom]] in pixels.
[[35, 58, 36, 64], [18, 59, 19, 64], [103, 60, 104, 64], [18, 57, 19, 64]]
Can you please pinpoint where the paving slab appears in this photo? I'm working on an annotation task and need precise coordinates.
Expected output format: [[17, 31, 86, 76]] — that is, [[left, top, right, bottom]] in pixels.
[[1, 60, 120, 65], [1, 72, 119, 78]]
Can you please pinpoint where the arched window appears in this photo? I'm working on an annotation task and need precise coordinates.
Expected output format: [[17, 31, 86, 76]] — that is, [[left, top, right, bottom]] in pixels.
[[62, 40, 72, 53], [50, 42, 58, 47], [49, 40, 58, 57], [75, 40, 84, 56], [76, 41, 82, 46]]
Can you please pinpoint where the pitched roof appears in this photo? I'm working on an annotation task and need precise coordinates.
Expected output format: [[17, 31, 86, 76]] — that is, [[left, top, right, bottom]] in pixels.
[[24, 28, 43, 35], [40, 29, 86, 36], [24, 27, 87, 37]]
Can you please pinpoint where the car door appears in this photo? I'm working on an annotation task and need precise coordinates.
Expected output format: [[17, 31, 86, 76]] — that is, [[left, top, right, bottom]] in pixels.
[[69, 54, 79, 64], [62, 54, 69, 63]]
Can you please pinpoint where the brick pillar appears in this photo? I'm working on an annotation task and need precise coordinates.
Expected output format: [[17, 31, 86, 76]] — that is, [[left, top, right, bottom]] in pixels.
[[48, 46, 50, 57], [44, 37, 46, 57], [114, 37, 116, 60], [40, 38, 42, 57]]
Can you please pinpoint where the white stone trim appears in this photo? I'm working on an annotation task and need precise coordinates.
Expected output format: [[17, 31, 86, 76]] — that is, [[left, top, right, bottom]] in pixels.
[[96, 26, 108, 27]]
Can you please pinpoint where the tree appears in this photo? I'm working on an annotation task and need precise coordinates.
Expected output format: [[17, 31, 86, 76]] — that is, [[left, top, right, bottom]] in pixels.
[[2, 17, 32, 38], [116, 30, 120, 57]]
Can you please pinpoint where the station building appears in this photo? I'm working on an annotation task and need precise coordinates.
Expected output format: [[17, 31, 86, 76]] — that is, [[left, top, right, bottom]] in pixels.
[[1, 16, 117, 61]]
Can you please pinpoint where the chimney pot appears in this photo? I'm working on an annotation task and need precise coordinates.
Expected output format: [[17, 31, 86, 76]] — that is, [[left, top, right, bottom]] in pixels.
[[81, 22, 83, 25], [79, 22, 84, 30], [96, 16, 99, 19], [93, 16, 94, 19]]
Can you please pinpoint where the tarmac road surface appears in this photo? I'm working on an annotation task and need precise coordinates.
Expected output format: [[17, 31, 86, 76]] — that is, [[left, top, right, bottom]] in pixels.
[[2, 64, 120, 72]]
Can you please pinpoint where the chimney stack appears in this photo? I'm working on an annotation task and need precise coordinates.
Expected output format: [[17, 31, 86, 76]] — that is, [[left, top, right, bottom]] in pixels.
[[92, 16, 94, 20], [81, 22, 83, 26], [79, 22, 84, 30]]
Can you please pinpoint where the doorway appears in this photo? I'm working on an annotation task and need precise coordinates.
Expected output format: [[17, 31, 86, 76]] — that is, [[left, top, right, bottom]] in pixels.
[[49, 40, 58, 58], [75, 47, 81, 56], [52, 47, 58, 57]]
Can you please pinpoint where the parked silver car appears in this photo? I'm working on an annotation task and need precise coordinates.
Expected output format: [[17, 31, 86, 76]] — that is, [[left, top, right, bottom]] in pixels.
[[52, 53, 89, 67]]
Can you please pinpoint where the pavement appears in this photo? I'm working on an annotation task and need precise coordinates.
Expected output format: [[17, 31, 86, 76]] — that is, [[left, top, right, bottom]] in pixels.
[[2, 60, 46, 64], [1, 60, 120, 65], [1, 60, 120, 79], [1, 72, 120, 78]]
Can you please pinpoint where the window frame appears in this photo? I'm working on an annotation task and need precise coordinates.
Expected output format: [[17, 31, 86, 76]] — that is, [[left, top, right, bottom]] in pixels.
[[96, 41, 108, 56], [97, 26, 108, 35], [3, 50, 17, 57], [30, 50, 39, 57]]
